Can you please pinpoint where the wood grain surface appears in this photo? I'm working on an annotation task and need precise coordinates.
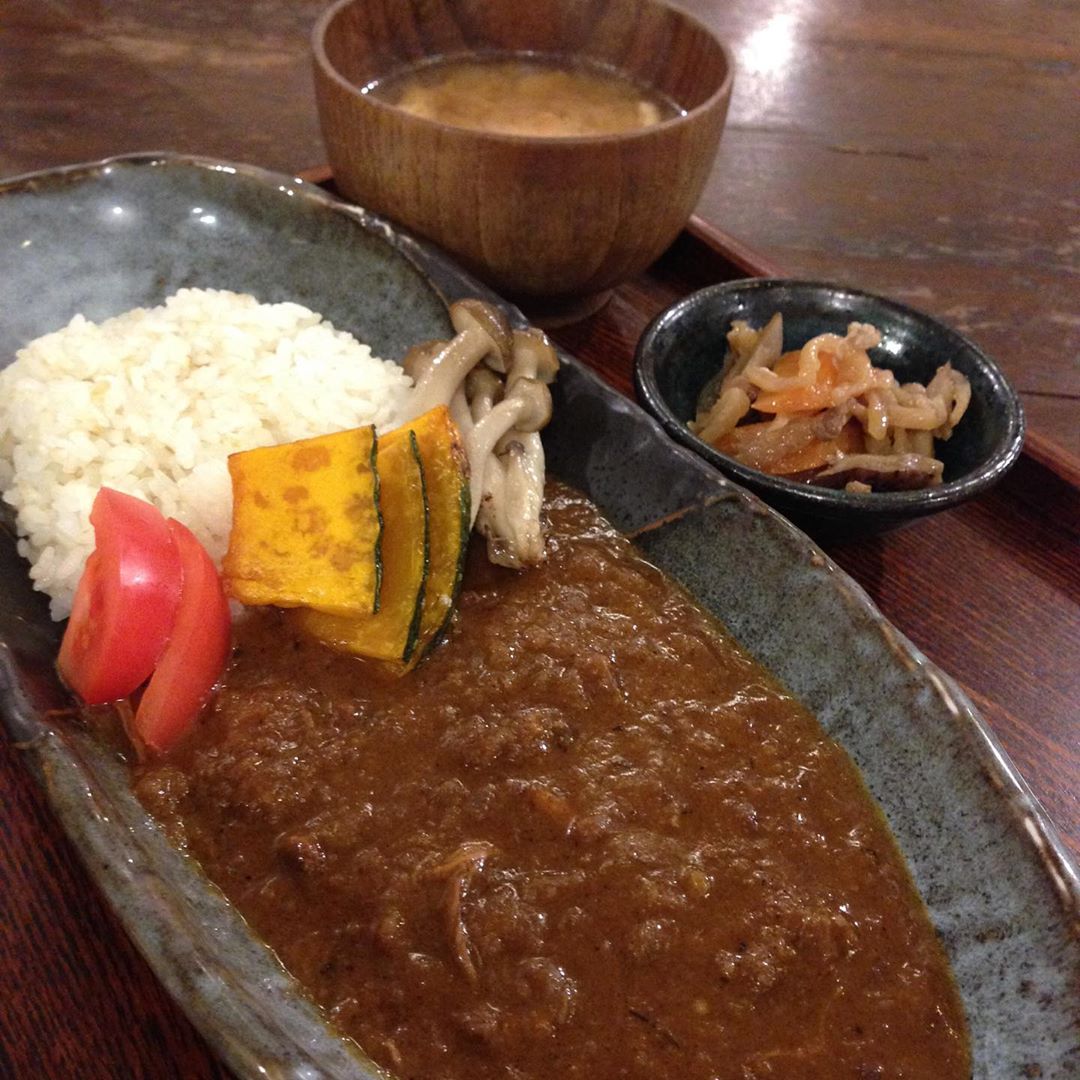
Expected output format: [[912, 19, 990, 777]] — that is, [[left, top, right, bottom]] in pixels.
[[1, 1, 1078, 1077]]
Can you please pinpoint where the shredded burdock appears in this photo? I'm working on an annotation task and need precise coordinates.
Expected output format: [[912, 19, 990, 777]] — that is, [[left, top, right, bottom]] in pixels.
[[689, 314, 971, 491]]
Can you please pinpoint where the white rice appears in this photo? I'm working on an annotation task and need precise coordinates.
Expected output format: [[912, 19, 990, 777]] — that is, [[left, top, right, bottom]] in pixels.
[[0, 288, 413, 620]]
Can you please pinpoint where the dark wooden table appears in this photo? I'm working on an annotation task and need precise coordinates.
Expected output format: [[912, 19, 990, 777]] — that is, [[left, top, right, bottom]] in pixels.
[[1, 2, 1078, 1077]]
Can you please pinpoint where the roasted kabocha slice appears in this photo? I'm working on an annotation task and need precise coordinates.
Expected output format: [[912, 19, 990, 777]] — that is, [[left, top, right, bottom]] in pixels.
[[292, 428, 429, 664], [225, 407, 470, 672], [223, 426, 381, 616], [406, 405, 470, 659]]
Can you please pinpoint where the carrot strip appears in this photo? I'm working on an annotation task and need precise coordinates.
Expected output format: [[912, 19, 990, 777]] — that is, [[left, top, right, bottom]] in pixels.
[[754, 349, 839, 415]]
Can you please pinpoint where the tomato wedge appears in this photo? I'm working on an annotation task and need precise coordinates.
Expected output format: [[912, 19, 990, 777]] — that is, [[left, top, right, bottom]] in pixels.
[[57, 489, 183, 705], [133, 518, 232, 756]]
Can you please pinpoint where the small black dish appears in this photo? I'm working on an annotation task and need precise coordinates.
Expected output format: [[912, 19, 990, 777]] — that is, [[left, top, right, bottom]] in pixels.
[[633, 278, 1025, 535]]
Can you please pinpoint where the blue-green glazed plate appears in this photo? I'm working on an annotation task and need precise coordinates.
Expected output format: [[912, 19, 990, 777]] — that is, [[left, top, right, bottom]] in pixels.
[[0, 154, 1076, 1079]]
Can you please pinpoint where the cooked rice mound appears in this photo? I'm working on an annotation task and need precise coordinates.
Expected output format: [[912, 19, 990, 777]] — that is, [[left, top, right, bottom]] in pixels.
[[0, 288, 413, 620]]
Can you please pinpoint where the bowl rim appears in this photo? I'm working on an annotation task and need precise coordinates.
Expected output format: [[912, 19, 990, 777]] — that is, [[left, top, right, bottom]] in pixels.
[[633, 277, 1026, 515], [311, 0, 735, 147]]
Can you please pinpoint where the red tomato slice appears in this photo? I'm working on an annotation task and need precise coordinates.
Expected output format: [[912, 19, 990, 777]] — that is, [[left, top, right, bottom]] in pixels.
[[57, 489, 183, 705], [133, 518, 231, 756]]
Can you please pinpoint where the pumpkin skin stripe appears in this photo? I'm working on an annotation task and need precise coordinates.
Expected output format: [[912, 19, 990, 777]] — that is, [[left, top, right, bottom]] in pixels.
[[407, 405, 471, 659], [292, 426, 428, 664]]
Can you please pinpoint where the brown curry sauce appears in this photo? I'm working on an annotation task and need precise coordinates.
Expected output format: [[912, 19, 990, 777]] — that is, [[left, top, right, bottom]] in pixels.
[[136, 485, 969, 1079]]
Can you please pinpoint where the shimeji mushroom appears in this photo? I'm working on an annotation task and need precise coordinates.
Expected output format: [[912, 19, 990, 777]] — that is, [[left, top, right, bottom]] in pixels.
[[400, 300, 560, 568], [464, 370, 552, 566], [401, 300, 513, 422], [465, 376, 551, 501], [465, 367, 509, 551], [494, 435, 546, 567], [482, 330, 559, 567]]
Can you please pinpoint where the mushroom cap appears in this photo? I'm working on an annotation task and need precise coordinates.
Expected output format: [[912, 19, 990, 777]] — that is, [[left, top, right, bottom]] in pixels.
[[450, 299, 514, 373], [401, 339, 448, 382], [509, 328, 560, 386], [502, 377, 552, 433]]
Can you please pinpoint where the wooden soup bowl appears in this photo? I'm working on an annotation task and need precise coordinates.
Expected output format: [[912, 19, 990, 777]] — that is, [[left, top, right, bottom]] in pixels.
[[312, 0, 733, 320]]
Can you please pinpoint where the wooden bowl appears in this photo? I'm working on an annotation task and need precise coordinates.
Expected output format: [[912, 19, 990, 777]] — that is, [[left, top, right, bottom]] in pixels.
[[312, 0, 733, 320]]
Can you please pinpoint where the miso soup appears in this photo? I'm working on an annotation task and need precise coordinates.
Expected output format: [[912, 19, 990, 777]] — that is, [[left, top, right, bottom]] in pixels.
[[367, 52, 684, 138]]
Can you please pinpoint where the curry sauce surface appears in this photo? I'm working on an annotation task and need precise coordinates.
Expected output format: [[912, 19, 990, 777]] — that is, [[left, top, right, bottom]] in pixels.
[[137, 486, 969, 1079]]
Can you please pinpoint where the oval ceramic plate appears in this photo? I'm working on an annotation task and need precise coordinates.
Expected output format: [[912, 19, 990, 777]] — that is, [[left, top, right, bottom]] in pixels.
[[0, 154, 1077, 1079]]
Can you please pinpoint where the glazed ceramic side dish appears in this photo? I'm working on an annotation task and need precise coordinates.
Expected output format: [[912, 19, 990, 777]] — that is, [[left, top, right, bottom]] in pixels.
[[0, 155, 1076, 1078], [633, 278, 1025, 534]]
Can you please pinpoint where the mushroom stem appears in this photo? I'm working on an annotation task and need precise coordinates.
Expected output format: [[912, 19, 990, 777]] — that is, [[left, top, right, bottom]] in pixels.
[[448, 385, 472, 436], [491, 434, 546, 568], [400, 324, 491, 421], [399, 301, 556, 569], [465, 378, 551, 525], [466, 367, 508, 548], [476, 456, 510, 556]]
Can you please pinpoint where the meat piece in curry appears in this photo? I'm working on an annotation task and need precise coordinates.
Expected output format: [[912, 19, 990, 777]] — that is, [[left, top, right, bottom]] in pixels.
[[136, 484, 969, 1080]]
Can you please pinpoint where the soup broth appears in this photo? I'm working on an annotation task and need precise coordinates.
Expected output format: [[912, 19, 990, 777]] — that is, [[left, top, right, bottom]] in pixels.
[[367, 52, 683, 137], [136, 484, 969, 1080]]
